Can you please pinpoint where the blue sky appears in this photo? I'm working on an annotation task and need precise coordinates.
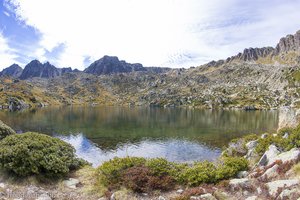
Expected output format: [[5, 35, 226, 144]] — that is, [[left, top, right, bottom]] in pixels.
[[1, 0, 300, 70]]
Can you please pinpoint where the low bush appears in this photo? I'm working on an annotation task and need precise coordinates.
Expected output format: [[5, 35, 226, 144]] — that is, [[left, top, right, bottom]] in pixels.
[[181, 161, 217, 186], [216, 157, 248, 180], [0, 132, 85, 177], [98, 157, 146, 186], [98, 156, 248, 190], [0, 120, 16, 140], [122, 165, 175, 192], [145, 158, 188, 182]]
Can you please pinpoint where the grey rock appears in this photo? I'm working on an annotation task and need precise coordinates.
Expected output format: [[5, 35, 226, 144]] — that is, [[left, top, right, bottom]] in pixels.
[[245, 196, 258, 200], [268, 148, 300, 165], [261, 164, 279, 180], [176, 189, 184, 194], [229, 178, 251, 190], [63, 178, 80, 189], [266, 179, 299, 197], [237, 171, 249, 178], [36, 194, 52, 200], [246, 140, 258, 150], [279, 188, 299, 199], [158, 196, 166, 200], [0, 183, 5, 188], [199, 193, 217, 200], [257, 145, 280, 166], [283, 132, 289, 139]]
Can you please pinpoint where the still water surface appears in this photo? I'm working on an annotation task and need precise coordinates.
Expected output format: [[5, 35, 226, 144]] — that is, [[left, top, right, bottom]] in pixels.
[[0, 106, 279, 166]]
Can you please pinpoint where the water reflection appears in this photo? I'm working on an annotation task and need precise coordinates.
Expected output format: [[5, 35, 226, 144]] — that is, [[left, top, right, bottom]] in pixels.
[[57, 133, 221, 167], [0, 106, 279, 165]]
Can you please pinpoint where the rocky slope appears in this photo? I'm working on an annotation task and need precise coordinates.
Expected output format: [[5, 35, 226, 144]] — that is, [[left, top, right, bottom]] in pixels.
[[0, 30, 300, 110]]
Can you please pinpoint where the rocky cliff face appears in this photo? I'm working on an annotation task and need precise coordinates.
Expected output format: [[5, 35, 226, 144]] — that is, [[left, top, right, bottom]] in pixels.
[[84, 55, 146, 75], [229, 47, 274, 62], [207, 30, 300, 67], [275, 30, 300, 54], [18, 60, 73, 79], [0, 64, 23, 78]]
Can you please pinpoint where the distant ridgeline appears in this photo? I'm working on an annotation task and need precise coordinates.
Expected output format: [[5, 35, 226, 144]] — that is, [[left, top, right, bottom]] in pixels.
[[1, 30, 300, 110]]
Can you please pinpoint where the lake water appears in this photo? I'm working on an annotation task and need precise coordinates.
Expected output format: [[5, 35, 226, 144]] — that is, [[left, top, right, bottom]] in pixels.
[[0, 106, 279, 166]]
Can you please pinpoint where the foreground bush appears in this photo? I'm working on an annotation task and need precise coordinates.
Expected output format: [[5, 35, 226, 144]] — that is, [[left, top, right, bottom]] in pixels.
[[0, 132, 86, 177], [0, 120, 16, 140], [98, 156, 248, 190], [98, 157, 146, 185], [122, 165, 175, 192]]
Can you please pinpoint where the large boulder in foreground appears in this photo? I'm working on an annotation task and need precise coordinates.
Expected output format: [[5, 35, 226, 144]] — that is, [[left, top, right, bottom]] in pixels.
[[0, 120, 16, 140]]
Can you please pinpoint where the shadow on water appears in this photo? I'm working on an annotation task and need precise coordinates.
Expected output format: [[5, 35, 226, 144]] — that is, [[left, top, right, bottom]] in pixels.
[[0, 106, 279, 166]]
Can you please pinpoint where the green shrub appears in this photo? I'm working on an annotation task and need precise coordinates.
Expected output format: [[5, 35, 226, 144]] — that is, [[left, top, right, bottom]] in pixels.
[[216, 157, 248, 180], [97, 157, 146, 185], [0, 132, 84, 177], [255, 135, 290, 154], [182, 161, 217, 186], [145, 158, 173, 176], [145, 158, 188, 183], [0, 120, 16, 140], [97, 156, 249, 189]]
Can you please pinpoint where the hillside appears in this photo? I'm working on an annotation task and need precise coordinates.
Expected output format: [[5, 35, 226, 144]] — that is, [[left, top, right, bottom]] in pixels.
[[0, 30, 300, 110]]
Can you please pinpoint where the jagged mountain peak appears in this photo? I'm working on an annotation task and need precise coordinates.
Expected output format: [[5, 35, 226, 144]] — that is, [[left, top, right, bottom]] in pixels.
[[0, 64, 23, 78], [84, 55, 146, 75]]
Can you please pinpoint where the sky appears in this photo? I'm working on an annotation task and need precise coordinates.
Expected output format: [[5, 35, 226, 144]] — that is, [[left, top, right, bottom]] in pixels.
[[0, 0, 300, 70]]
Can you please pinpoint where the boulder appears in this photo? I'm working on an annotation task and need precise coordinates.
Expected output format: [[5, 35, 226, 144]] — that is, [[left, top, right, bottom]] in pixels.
[[36, 194, 52, 200], [257, 145, 280, 166], [268, 148, 300, 165], [224, 139, 247, 157], [246, 140, 258, 150], [63, 178, 80, 189], [0, 120, 16, 140], [199, 193, 217, 200], [279, 188, 299, 199], [237, 171, 249, 178], [245, 196, 258, 200], [260, 164, 279, 180], [266, 179, 299, 197], [229, 178, 252, 190]]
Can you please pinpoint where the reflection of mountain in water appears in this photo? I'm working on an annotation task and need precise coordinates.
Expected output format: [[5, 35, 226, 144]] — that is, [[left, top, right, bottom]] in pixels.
[[57, 133, 221, 167], [0, 106, 279, 150]]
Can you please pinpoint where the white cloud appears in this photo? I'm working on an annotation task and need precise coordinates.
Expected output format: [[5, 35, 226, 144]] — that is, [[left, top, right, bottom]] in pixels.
[[4, 0, 300, 69], [0, 32, 18, 68]]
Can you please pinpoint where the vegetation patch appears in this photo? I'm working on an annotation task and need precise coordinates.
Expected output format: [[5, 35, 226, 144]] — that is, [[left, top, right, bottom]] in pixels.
[[0, 132, 86, 177], [97, 156, 248, 191], [0, 120, 16, 140]]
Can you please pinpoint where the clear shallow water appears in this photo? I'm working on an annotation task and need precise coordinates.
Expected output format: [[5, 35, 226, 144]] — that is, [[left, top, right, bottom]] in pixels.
[[0, 106, 279, 166]]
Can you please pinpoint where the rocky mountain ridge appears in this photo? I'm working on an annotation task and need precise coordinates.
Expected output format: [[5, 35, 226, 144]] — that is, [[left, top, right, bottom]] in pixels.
[[207, 30, 300, 67], [0, 64, 23, 78], [0, 30, 300, 110]]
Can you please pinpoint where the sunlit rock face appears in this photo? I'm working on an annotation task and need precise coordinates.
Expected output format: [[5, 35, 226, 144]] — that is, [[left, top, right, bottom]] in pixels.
[[278, 107, 300, 130]]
